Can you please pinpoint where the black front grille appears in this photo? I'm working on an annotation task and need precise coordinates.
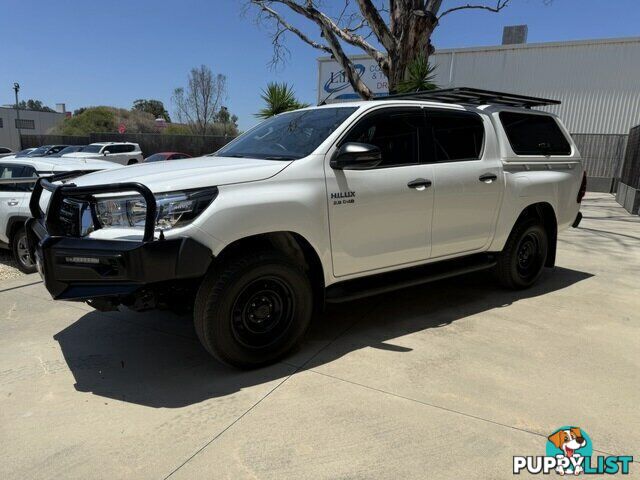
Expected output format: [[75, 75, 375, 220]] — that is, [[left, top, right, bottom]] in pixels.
[[58, 199, 82, 236]]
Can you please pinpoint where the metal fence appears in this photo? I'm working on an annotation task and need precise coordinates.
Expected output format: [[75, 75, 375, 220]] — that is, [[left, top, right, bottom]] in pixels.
[[21, 132, 234, 158], [571, 133, 628, 192], [615, 125, 640, 214]]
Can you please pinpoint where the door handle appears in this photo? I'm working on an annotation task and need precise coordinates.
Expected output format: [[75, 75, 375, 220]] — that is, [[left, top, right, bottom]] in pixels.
[[479, 173, 498, 183], [7, 200, 19, 207], [407, 178, 432, 189]]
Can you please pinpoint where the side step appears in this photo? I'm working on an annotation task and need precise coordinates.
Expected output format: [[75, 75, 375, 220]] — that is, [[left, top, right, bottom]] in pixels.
[[325, 254, 497, 303]]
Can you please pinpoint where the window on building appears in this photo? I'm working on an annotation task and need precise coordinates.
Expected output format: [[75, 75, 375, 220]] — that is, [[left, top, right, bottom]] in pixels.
[[0, 118, 4, 128], [342, 108, 427, 167], [499, 112, 571, 156], [15, 118, 35, 130], [430, 110, 485, 162]]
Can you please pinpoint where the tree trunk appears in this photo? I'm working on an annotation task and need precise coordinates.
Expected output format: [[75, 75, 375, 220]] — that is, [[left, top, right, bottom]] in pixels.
[[387, 0, 437, 93]]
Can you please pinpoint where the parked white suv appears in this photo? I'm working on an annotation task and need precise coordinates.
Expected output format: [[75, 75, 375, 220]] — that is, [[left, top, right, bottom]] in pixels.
[[27, 89, 585, 367], [62, 142, 143, 165], [0, 157, 119, 272]]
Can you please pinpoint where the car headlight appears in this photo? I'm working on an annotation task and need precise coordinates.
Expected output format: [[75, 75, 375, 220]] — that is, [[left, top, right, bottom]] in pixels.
[[95, 187, 218, 231]]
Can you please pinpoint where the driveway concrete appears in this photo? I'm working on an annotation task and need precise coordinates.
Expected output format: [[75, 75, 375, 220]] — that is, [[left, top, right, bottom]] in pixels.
[[1, 193, 638, 479]]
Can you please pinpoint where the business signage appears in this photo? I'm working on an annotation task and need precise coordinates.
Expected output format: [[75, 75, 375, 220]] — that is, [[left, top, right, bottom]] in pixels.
[[317, 56, 389, 104]]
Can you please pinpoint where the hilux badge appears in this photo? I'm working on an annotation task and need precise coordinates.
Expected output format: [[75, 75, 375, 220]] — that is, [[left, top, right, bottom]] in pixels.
[[331, 191, 356, 205]]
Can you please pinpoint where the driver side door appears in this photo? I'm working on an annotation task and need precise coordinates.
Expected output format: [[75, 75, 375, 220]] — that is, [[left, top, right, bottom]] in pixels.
[[325, 107, 435, 277]]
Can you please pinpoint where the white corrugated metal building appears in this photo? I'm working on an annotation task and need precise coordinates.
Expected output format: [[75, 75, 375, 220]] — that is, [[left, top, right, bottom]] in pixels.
[[430, 37, 640, 136]]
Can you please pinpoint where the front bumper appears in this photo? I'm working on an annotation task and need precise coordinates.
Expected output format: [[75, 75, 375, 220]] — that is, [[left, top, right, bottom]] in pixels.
[[26, 175, 212, 301]]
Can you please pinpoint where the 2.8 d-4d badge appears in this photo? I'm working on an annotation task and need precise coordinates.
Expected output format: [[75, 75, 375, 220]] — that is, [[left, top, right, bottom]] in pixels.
[[330, 191, 355, 205]]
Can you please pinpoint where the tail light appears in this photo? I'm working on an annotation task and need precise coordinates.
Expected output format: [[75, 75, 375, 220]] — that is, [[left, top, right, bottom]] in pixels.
[[577, 171, 587, 203]]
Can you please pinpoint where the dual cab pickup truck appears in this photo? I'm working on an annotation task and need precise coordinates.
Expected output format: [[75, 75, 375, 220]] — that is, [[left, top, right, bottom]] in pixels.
[[27, 89, 586, 368]]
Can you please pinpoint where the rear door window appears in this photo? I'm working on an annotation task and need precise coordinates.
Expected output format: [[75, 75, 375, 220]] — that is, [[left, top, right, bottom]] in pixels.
[[429, 110, 484, 162], [499, 112, 571, 156]]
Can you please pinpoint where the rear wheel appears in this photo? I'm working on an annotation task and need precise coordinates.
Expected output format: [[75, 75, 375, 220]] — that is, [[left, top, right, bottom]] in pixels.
[[11, 227, 36, 274], [194, 251, 313, 368], [496, 219, 548, 289]]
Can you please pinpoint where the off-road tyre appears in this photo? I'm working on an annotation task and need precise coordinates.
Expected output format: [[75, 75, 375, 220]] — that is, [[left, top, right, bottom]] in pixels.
[[496, 219, 548, 289], [11, 227, 37, 274], [194, 251, 313, 368]]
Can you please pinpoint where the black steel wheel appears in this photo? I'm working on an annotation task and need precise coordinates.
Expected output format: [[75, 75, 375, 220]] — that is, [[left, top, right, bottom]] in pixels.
[[496, 219, 548, 289], [515, 231, 544, 282], [194, 251, 313, 368], [230, 276, 296, 349]]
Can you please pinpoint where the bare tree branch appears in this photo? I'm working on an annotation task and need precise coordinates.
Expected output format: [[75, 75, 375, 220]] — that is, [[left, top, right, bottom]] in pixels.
[[172, 66, 227, 136], [254, 0, 332, 57], [263, 0, 388, 69], [437, 0, 511, 21], [354, 0, 395, 51]]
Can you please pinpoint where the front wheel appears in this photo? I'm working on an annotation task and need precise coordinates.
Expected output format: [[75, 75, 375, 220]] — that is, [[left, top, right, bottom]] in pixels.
[[496, 219, 548, 289], [11, 228, 37, 274], [194, 251, 313, 368]]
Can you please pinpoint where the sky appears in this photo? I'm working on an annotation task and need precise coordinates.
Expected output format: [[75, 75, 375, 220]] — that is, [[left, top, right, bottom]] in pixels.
[[1, 0, 638, 131]]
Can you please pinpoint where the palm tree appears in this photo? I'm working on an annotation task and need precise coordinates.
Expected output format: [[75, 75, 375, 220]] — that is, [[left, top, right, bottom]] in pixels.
[[256, 82, 309, 118], [397, 54, 438, 94]]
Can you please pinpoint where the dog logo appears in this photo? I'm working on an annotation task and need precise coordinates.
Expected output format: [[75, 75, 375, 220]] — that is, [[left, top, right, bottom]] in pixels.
[[546, 427, 589, 475], [513, 426, 633, 475]]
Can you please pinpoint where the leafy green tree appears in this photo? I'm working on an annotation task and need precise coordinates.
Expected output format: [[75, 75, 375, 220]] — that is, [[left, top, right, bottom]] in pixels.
[[114, 109, 158, 133], [52, 107, 159, 135], [214, 107, 239, 136], [18, 99, 55, 112], [397, 54, 438, 94], [132, 99, 171, 122], [54, 107, 116, 135], [256, 82, 309, 119]]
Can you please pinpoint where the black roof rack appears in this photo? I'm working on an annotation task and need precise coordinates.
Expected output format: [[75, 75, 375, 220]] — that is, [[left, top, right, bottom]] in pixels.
[[379, 87, 561, 108]]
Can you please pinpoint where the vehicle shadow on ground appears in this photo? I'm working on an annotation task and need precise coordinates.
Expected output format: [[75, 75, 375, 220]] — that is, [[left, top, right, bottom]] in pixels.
[[53, 266, 593, 408]]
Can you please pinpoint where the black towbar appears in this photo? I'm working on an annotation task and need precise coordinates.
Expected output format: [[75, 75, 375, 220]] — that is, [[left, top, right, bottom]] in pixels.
[[30, 174, 157, 243]]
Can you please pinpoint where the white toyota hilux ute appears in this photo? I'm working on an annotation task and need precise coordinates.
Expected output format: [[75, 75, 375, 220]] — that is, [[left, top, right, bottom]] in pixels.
[[27, 90, 586, 368]]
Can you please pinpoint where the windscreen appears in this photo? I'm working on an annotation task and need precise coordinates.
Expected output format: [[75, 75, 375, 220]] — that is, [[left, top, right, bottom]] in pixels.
[[214, 107, 358, 160]]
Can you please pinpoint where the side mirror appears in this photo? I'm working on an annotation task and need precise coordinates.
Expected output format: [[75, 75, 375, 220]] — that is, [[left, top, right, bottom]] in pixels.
[[103, 150, 110, 155], [330, 142, 382, 170]]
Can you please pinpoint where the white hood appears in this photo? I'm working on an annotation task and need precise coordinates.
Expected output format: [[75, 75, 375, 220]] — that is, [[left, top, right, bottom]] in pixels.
[[61, 152, 102, 160], [46, 158, 121, 171], [72, 155, 292, 192]]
